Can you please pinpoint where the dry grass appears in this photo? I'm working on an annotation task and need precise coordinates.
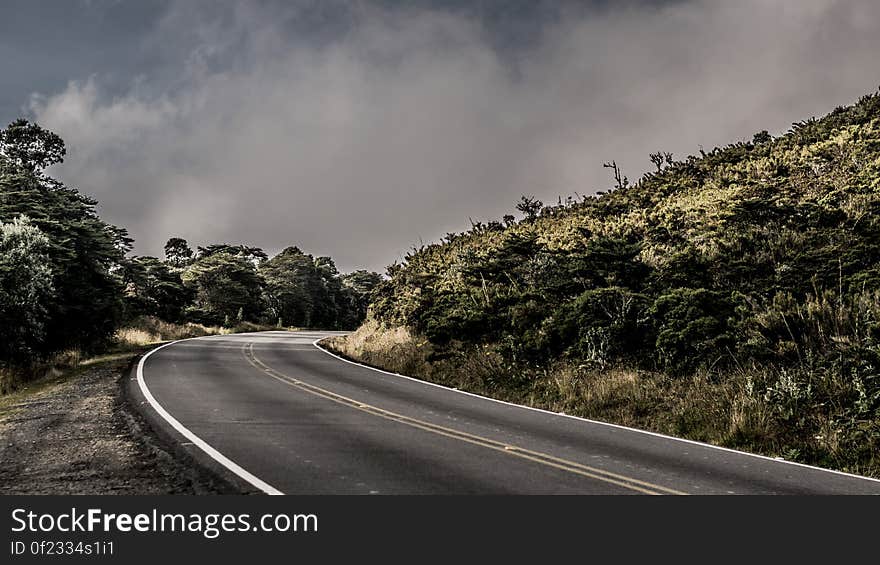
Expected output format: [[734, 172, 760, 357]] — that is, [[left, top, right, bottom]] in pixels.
[[327, 322, 880, 478], [727, 377, 774, 444], [326, 319, 431, 376], [329, 319, 418, 358], [114, 316, 229, 347]]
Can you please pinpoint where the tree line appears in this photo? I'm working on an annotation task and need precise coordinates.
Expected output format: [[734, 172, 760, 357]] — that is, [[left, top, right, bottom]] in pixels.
[[124, 239, 382, 330], [0, 119, 381, 369]]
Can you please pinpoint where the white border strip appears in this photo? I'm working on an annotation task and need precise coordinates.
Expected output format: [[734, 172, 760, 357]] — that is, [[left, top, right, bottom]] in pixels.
[[313, 337, 880, 485], [136, 338, 284, 495]]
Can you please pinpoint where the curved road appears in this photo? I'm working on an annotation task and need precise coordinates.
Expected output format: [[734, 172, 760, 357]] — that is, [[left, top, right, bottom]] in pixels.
[[130, 331, 880, 495]]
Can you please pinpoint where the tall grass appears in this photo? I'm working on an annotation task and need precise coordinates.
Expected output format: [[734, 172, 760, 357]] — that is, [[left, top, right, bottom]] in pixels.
[[114, 316, 228, 347], [328, 301, 880, 478]]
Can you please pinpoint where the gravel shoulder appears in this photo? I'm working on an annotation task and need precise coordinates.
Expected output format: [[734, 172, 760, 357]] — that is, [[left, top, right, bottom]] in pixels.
[[0, 349, 239, 495]]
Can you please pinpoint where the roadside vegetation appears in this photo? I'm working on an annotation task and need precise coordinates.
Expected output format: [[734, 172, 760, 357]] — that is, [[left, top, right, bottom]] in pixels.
[[5, 88, 880, 479], [0, 119, 381, 394], [331, 90, 880, 477], [0, 317, 222, 395]]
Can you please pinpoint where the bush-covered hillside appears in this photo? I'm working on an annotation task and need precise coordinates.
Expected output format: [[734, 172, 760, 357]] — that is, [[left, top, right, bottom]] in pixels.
[[339, 90, 880, 475]]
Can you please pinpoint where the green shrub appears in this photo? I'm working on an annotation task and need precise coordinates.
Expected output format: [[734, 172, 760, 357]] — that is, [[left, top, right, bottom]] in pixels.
[[546, 288, 651, 367], [650, 288, 742, 374]]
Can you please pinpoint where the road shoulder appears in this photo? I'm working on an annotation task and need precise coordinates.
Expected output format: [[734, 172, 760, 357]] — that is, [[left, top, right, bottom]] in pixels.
[[0, 349, 240, 494]]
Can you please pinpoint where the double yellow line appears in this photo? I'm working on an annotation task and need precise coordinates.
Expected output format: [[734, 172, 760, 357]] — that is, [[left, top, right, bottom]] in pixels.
[[243, 343, 686, 495]]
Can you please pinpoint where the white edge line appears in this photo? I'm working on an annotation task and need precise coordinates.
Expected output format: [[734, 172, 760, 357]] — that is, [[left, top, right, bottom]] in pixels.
[[312, 336, 880, 485], [136, 337, 284, 495]]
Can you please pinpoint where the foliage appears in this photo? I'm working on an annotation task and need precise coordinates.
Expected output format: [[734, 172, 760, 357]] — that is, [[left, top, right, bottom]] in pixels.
[[120, 256, 192, 322], [0, 120, 129, 355], [197, 243, 268, 264], [0, 118, 65, 172], [259, 248, 381, 329], [515, 195, 543, 221], [182, 252, 265, 326], [0, 119, 381, 385], [362, 90, 880, 473], [260, 247, 321, 328], [549, 287, 651, 367], [163, 237, 193, 269], [372, 90, 880, 375], [339, 270, 384, 328], [0, 216, 54, 365], [648, 288, 741, 374]]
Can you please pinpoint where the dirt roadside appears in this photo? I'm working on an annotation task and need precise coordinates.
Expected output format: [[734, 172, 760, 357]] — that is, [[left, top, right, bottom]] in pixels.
[[0, 351, 239, 494]]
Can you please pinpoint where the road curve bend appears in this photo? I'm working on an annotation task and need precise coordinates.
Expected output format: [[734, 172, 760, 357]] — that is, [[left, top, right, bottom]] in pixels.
[[130, 331, 880, 495]]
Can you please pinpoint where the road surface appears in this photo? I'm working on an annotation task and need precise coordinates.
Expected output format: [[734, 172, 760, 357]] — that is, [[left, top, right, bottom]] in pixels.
[[131, 331, 880, 494]]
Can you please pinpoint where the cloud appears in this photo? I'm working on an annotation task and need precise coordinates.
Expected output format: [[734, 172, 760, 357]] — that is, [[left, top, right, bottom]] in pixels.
[[30, 0, 880, 272]]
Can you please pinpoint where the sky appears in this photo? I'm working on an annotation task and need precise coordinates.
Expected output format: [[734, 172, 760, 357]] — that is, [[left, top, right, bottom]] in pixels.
[[2, 0, 880, 273]]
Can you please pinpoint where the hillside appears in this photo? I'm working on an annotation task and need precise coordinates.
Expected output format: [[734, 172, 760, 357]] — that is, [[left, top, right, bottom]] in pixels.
[[332, 90, 880, 476]]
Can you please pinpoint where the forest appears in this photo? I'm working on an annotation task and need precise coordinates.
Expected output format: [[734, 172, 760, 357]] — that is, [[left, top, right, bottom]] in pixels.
[[0, 118, 381, 387], [333, 90, 880, 476]]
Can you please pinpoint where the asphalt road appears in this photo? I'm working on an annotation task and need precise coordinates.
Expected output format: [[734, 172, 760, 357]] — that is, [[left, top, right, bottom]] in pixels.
[[131, 331, 880, 494]]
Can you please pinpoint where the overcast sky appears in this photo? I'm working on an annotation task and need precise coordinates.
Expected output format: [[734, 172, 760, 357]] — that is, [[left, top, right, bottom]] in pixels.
[[3, 0, 879, 272]]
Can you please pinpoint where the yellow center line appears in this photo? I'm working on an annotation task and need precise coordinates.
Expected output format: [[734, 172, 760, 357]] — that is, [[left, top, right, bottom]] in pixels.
[[242, 342, 688, 495]]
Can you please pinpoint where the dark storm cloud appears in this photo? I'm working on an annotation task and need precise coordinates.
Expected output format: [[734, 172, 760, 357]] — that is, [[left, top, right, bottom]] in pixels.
[[0, 0, 170, 120], [9, 0, 880, 272]]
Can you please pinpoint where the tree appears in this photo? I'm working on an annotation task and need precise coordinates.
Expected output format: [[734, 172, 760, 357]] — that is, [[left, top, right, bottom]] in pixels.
[[259, 248, 378, 329], [312, 256, 345, 328], [603, 160, 629, 190], [339, 270, 383, 328], [341, 270, 384, 296], [164, 237, 194, 269], [197, 244, 267, 266], [0, 119, 65, 172], [0, 216, 54, 365], [0, 121, 128, 353], [259, 247, 321, 328], [182, 252, 264, 325], [649, 151, 674, 172], [752, 130, 772, 144], [121, 256, 192, 322], [515, 195, 543, 221]]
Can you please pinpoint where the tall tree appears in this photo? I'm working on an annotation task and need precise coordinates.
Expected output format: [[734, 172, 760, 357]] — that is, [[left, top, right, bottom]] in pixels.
[[182, 252, 264, 325], [259, 247, 319, 327], [121, 256, 192, 322], [164, 237, 194, 269], [312, 256, 343, 328], [0, 118, 65, 172], [339, 270, 383, 328], [0, 121, 129, 353]]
